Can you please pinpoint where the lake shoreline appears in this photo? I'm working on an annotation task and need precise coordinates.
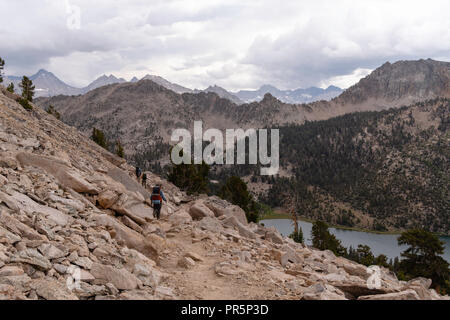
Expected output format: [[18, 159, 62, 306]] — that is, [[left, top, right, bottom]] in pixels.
[[260, 218, 450, 263], [260, 213, 449, 237]]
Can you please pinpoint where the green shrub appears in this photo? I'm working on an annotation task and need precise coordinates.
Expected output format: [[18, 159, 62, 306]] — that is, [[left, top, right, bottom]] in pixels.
[[17, 97, 33, 110]]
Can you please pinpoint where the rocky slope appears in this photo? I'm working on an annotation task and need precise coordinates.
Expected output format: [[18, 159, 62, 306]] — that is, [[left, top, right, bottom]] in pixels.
[[336, 59, 450, 108], [0, 88, 447, 300]]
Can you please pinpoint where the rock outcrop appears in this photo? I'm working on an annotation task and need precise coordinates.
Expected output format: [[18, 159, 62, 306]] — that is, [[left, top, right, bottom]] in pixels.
[[0, 87, 448, 300]]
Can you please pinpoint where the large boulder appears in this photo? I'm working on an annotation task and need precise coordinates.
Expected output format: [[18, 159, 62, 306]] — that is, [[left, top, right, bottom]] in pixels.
[[0, 266, 24, 277], [333, 282, 391, 298], [97, 190, 119, 209], [0, 174, 8, 186], [402, 278, 435, 300], [278, 245, 303, 267], [47, 194, 86, 212], [341, 261, 369, 280], [11, 249, 52, 270], [90, 263, 141, 290], [16, 152, 99, 194], [0, 152, 18, 169], [0, 284, 26, 300], [0, 274, 32, 294], [107, 167, 149, 199], [197, 217, 224, 233], [204, 196, 248, 225], [38, 243, 67, 260], [222, 216, 256, 239], [358, 289, 421, 300], [0, 210, 45, 241], [122, 248, 164, 288], [31, 279, 79, 300], [0, 191, 72, 227], [168, 210, 192, 225], [0, 225, 21, 244], [188, 202, 215, 220], [92, 214, 158, 261], [110, 193, 154, 225], [264, 227, 284, 244], [302, 283, 347, 300]]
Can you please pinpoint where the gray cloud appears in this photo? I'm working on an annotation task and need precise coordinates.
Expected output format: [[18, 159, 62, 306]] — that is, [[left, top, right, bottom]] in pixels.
[[0, 0, 449, 89]]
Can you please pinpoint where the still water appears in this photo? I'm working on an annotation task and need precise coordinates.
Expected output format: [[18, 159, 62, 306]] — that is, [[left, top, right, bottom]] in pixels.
[[260, 219, 450, 263]]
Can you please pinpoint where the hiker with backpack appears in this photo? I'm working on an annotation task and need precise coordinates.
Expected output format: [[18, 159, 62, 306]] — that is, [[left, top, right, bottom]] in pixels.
[[142, 173, 147, 187], [150, 185, 166, 220], [135, 166, 142, 182]]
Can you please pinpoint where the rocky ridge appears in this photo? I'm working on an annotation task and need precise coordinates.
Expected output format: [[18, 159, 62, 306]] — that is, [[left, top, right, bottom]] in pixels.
[[35, 59, 450, 158], [0, 88, 448, 300]]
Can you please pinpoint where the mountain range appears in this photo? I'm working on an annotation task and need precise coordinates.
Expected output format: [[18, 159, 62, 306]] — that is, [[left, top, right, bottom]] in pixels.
[[234, 84, 343, 104], [35, 58, 450, 234], [35, 59, 450, 151], [5, 69, 341, 104]]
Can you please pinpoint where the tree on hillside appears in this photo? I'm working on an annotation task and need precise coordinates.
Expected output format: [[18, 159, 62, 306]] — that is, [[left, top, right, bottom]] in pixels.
[[289, 212, 304, 244], [0, 57, 4, 83], [311, 220, 347, 256], [92, 127, 108, 149], [374, 254, 390, 268], [19, 76, 35, 102], [397, 229, 449, 293], [168, 150, 210, 195], [356, 244, 375, 266], [6, 83, 14, 93], [219, 176, 259, 223], [115, 140, 125, 158], [287, 195, 304, 243]]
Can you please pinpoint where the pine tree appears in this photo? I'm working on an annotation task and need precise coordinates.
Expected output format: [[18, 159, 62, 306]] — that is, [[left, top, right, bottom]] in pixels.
[[219, 176, 259, 222], [6, 82, 14, 93], [115, 140, 125, 158], [398, 229, 449, 293], [168, 150, 210, 195], [374, 254, 390, 268], [91, 127, 108, 149], [0, 57, 4, 83], [356, 244, 375, 266], [19, 76, 35, 102], [311, 220, 347, 256], [288, 195, 304, 243]]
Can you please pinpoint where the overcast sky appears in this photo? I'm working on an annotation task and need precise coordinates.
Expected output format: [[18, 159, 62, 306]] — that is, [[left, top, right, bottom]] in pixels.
[[1, 0, 449, 91]]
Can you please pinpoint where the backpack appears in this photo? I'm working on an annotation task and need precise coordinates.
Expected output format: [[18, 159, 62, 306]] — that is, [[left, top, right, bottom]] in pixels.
[[142, 173, 147, 180], [151, 186, 162, 203]]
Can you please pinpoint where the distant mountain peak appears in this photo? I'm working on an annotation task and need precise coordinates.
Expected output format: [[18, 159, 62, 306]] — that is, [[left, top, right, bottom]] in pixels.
[[235, 84, 343, 104], [325, 85, 341, 91], [337, 58, 450, 105], [36, 69, 51, 75], [261, 92, 279, 103], [260, 84, 276, 89], [31, 69, 57, 80]]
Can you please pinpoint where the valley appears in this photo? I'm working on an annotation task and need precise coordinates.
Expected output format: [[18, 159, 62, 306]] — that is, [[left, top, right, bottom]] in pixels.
[[33, 59, 450, 235]]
